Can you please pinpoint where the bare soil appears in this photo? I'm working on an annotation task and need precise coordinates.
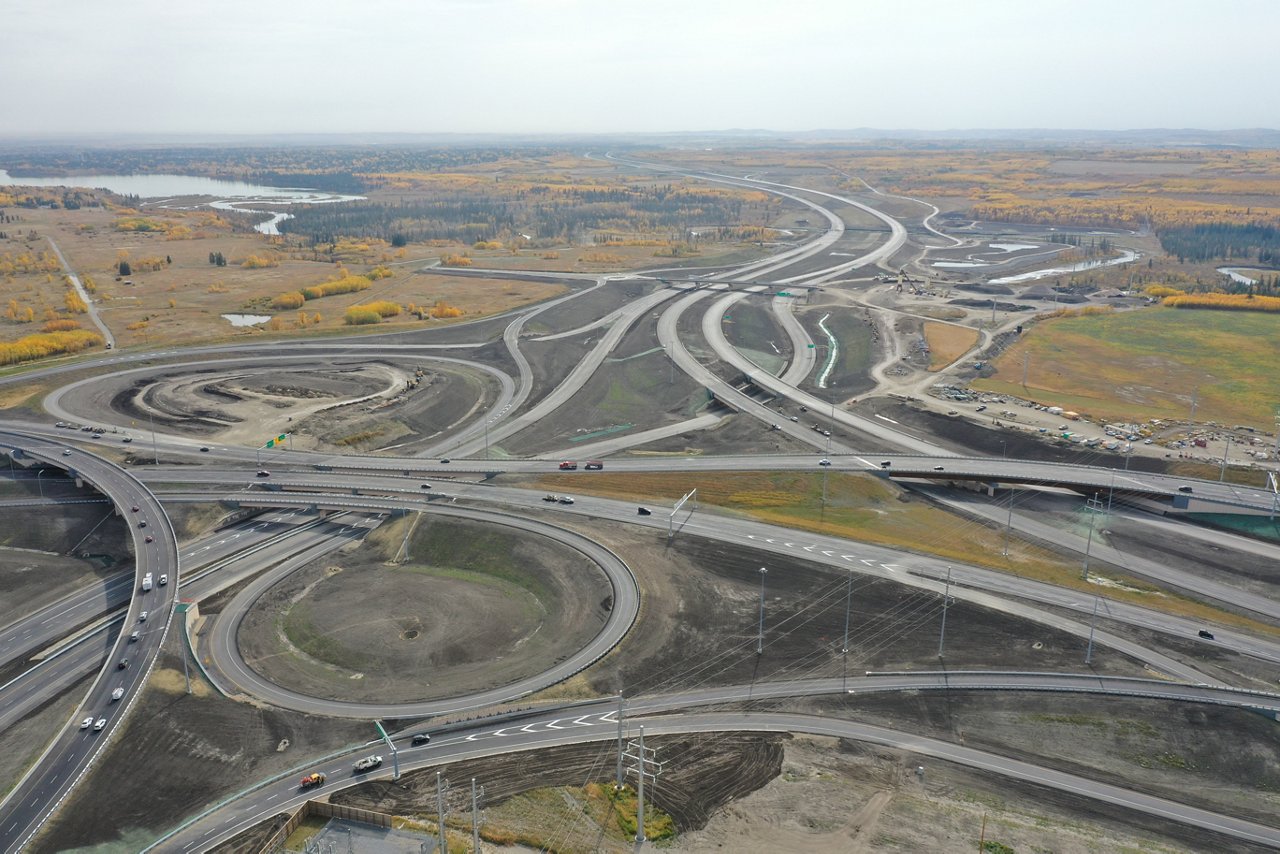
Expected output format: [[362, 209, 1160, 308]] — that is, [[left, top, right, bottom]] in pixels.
[[678, 733, 1261, 854], [236, 515, 612, 703], [0, 488, 130, 621], [68, 357, 503, 455], [327, 733, 784, 849], [538, 521, 1148, 702]]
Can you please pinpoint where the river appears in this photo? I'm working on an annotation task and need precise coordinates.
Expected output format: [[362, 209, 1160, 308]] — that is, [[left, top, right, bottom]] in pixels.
[[988, 249, 1139, 284], [0, 170, 362, 235]]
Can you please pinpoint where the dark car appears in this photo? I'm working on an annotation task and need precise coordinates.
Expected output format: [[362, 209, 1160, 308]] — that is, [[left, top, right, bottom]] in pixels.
[[1178, 485, 1193, 493], [637, 507, 652, 516], [256, 470, 270, 477], [933, 465, 945, 472], [411, 732, 431, 745], [880, 461, 892, 468], [138, 520, 147, 528], [439, 458, 451, 464], [200, 446, 210, 452], [117, 658, 129, 670], [420, 483, 431, 489], [1198, 629, 1215, 640]]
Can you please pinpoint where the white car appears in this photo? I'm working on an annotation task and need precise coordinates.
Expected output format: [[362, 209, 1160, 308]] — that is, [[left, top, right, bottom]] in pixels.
[[818, 459, 831, 466], [93, 717, 107, 731], [353, 755, 383, 772], [158, 574, 168, 586], [111, 687, 124, 701], [139, 611, 148, 622], [80, 716, 94, 730]]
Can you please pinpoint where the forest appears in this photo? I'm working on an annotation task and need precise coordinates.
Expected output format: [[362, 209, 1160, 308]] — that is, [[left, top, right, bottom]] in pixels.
[[276, 184, 758, 245], [0, 146, 566, 193], [1157, 222, 1280, 263]]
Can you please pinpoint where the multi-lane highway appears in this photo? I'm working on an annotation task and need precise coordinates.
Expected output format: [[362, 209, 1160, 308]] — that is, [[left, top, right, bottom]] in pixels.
[[0, 431, 179, 853], [3, 154, 1279, 853]]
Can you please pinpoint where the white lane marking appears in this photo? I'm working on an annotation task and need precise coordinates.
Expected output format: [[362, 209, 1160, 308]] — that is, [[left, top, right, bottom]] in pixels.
[[861, 559, 877, 566], [882, 564, 899, 572], [822, 550, 834, 556], [803, 545, 816, 552]]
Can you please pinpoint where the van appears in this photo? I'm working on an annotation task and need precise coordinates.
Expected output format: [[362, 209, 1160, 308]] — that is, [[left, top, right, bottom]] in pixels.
[[141, 573, 153, 592]]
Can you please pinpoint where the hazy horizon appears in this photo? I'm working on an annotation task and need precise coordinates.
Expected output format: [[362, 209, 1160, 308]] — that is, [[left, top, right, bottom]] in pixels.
[[6, 0, 1278, 136]]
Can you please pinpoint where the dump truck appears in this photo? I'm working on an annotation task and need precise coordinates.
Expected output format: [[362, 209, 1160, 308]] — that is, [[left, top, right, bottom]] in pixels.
[[300, 772, 326, 788], [558, 461, 578, 470]]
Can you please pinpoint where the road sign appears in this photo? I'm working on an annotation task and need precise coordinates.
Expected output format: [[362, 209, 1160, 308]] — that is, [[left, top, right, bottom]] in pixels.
[[263, 433, 288, 449]]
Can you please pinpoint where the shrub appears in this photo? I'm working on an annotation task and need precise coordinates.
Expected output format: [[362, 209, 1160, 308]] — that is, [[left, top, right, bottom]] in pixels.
[[441, 254, 472, 267], [0, 329, 104, 365], [42, 319, 81, 333], [353, 300, 402, 318], [273, 291, 306, 310], [343, 307, 382, 325], [241, 254, 279, 269], [428, 299, 463, 319], [300, 276, 372, 300], [365, 265, 394, 280]]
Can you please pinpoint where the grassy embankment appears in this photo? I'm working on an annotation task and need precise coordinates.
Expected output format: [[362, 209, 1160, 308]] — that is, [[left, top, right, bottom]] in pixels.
[[533, 469, 1280, 637]]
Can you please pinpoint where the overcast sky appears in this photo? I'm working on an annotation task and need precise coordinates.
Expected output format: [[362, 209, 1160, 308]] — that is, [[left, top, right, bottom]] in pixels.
[[4, 0, 1277, 136]]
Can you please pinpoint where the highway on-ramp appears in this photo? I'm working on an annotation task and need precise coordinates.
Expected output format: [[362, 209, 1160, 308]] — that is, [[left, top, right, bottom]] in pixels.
[[201, 505, 639, 718], [149, 674, 1280, 852]]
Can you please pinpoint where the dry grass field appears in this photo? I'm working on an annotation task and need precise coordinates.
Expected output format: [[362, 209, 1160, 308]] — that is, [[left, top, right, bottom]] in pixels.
[[974, 306, 1280, 428], [923, 320, 980, 370]]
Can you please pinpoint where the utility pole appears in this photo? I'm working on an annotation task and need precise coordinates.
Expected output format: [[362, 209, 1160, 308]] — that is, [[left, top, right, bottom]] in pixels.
[[471, 778, 483, 854], [1085, 595, 1100, 665], [937, 566, 952, 658], [841, 568, 854, 656], [636, 727, 646, 843], [622, 725, 663, 844], [756, 567, 768, 654], [1189, 387, 1198, 422], [615, 692, 625, 789], [436, 771, 448, 854]]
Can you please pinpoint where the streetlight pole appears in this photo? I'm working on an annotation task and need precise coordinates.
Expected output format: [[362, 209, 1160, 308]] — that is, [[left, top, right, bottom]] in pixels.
[[1085, 595, 1100, 665], [1082, 493, 1100, 580], [756, 567, 768, 655], [1219, 436, 1232, 482], [1002, 483, 1014, 558], [937, 565, 952, 659], [148, 408, 159, 466], [484, 418, 491, 460], [36, 468, 44, 499]]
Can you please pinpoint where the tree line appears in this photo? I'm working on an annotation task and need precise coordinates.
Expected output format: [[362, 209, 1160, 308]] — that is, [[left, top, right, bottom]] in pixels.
[[1157, 222, 1280, 263]]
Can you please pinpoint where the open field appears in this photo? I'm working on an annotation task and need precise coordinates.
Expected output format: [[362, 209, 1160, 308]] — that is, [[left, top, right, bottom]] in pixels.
[[974, 307, 1280, 428], [235, 514, 612, 703], [923, 320, 980, 370]]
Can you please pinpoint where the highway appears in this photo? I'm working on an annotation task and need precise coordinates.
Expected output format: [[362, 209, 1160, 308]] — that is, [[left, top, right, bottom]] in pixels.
[[148, 484, 1280, 682], [2, 156, 1279, 853], [0, 431, 179, 854], [0, 512, 374, 736], [149, 674, 1280, 852]]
